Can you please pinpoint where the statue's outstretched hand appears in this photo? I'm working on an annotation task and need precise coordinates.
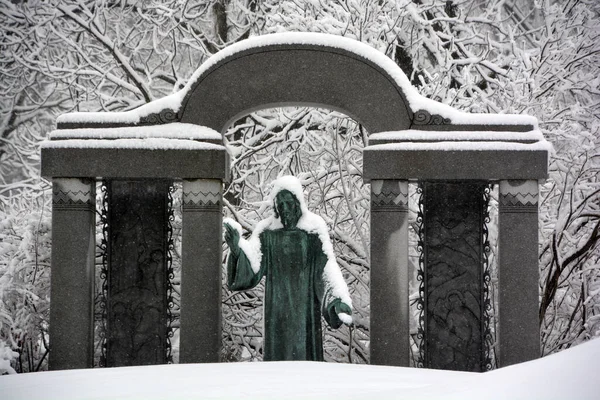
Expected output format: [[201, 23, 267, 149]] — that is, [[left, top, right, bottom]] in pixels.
[[224, 222, 241, 257], [335, 301, 353, 326]]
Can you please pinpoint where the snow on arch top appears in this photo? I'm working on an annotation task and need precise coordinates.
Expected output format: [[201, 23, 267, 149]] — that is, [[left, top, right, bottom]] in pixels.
[[57, 32, 537, 133]]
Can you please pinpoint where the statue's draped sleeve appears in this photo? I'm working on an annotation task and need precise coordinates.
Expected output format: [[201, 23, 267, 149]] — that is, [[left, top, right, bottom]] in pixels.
[[324, 298, 345, 329], [312, 235, 346, 330], [226, 236, 265, 291]]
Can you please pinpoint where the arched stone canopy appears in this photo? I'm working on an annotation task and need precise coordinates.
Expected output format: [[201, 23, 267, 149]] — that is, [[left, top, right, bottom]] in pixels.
[[56, 33, 537, 134], [178, 43, 414, 134]]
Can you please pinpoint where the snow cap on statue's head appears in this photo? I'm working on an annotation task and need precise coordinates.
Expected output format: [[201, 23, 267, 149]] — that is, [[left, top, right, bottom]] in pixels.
[[269, 175, 309, 217]]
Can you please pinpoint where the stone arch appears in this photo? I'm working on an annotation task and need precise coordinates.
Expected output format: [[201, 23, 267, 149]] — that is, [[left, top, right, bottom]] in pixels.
[[56, 33, 535, 134], [179, 42, 412, 134]]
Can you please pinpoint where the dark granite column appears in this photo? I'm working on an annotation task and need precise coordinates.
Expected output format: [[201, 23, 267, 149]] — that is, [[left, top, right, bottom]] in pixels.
[[106, 180, 170, 367], [180, 179, 223, 363], [422, 182, 486, 372], [370, 180, 410, 366], [498, 180, 540, 367], [49, 178, 96, 370]]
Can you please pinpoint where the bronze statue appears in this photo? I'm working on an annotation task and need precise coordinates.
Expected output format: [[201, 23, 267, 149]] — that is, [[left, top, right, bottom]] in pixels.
[[224, 176, 352, 361]]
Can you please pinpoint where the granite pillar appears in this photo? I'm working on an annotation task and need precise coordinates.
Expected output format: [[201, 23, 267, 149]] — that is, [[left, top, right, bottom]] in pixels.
[[180, 179, 223, 363], [370, 180, 410, 366], [106, 180, 170, 367], [422, 182, 486, 372], [49, 178, 96, 370], [498, 180, 540, 367]]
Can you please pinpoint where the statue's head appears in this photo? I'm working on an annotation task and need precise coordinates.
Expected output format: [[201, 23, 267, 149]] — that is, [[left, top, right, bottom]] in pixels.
[[269, 176, 308, 229], [274, 189, 302, 229]]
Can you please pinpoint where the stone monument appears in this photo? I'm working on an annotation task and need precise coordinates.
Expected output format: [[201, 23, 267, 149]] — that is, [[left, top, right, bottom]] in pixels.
[[42, 32, 549, 371]]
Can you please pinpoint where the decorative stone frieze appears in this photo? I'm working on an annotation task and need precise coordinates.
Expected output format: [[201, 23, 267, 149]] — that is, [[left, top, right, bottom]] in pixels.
[[499, 180, 539, 213], [52, 178, 95, 211], [182, 180, 222, 212], [371, 179, 408, 212]]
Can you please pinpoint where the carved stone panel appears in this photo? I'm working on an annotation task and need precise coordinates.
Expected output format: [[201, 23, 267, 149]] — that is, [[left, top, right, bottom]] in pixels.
[[106, 180, 170, 367], [423, 182, 485, 372]]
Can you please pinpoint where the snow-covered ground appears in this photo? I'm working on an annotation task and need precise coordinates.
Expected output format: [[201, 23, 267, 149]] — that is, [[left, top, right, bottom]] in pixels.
[[3, 338, 598, 400]]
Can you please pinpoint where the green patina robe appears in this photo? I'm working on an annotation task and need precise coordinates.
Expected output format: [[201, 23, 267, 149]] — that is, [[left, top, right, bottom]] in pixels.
[[227, 228, 343, 361]]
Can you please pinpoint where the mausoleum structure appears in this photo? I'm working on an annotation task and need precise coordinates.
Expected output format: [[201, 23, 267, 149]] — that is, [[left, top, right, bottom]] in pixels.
[[41, 33, 550, 372]]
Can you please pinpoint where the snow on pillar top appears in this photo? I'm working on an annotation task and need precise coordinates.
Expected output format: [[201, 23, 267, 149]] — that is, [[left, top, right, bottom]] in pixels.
[[363, 129, 550, 181], [41, 123, 228, 180]]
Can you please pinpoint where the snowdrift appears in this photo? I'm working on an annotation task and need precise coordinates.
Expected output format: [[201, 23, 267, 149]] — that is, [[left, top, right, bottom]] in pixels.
[[2, 338, 598, 399]]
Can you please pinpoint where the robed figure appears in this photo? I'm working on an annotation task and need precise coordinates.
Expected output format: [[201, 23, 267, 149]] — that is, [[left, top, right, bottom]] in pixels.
[[224, 176, 353, 361]]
